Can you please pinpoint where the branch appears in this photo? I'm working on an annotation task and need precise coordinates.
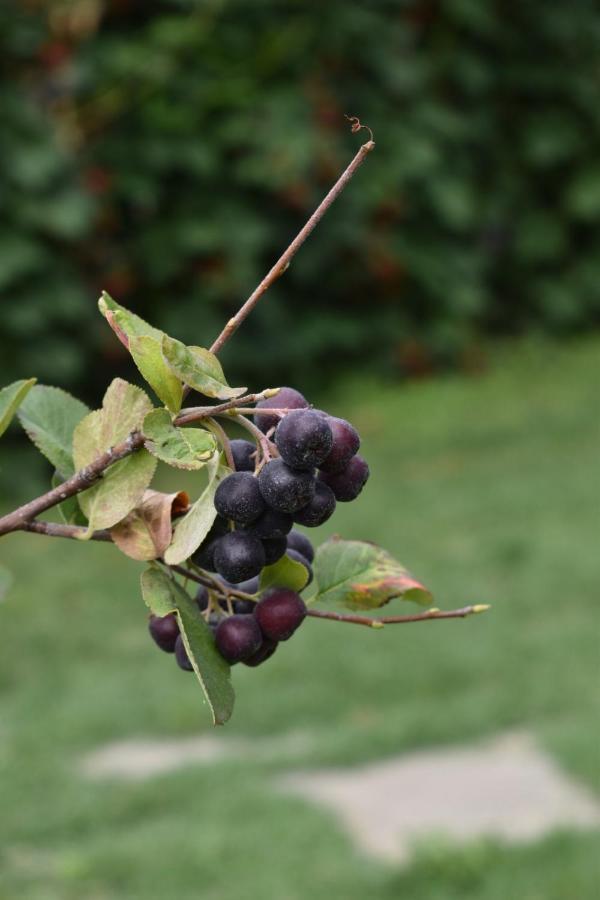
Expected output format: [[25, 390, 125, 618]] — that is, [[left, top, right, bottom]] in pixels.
[[0, 390, 275, 537], [307, 605, 491, 628], [18, 520, 113, 541], [208, 135, 375, 355]]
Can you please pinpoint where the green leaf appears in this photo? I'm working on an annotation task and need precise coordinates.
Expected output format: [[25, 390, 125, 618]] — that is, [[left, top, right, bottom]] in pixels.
[[0, 378, 36, 439], [72, 379, 156, 532], [129, 335, 184, 414], [162, 335, 246, 400], [141, 565, 235, 725], [163, 455, 230, 564], [259, 552, 310, 593], [51, 472, 88, 525], [19, 385, 89, 478], [98, 293, 184, 413], [143, 408, 216, 470], [140, 563, 178, 616], [0, 564, 13, 602], [313, 537, 433, 610]]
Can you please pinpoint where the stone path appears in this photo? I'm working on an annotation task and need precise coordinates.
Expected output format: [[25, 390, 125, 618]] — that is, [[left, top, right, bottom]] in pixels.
[[81, 729, 600, 864]]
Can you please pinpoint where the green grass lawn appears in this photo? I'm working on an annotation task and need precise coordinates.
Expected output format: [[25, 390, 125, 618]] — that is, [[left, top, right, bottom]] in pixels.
[[0, 337, 598, 899]]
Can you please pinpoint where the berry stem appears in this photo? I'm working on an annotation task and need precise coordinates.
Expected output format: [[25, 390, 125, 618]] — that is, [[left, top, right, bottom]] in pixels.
[[306, 605, 490, 628], [226, 414, 276, 471], [204, 417, 235, 470], [208, 134, 375, 355]]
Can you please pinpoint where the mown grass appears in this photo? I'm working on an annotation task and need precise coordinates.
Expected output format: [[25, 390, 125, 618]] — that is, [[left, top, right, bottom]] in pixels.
[[0, 337, 598, 899]]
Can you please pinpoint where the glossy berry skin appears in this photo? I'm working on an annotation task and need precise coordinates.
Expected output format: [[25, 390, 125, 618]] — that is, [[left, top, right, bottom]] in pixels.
[[174, 634, 194, 671], [230, 439, 256, 472], [262, 536, 287, 565], [258, 459, 316, 513], [148, 613, 179, 653], [214, 472, 265, 525], [274, 409, 333, 470], [232, 598, 257, 614], [294, 481, 336, 527], [256, 386, 308, 434], [213, 531, 266, 583], [319, 416, 361, 474], [244, 507, 293, 539], [286, 549, 313, 585], [215, 614, 263, 663], [286, 530, 315, 563], [255, 589, 307, 641], [243, 637, 278, 667], [318, 454, 370, 502]]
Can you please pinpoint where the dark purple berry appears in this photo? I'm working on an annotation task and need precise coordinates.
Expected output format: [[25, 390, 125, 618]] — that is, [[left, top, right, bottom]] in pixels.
[[214, 472, 265, 525], [319, 417, 360, 474], [255, 589, 307, 641], [232, 598, 257, 614], [274, 409, 333, 470], [230, 439, 256, 472], [195, 585, 209, 611], [294, 481, 336, 527], [243, 637, 278, 667], [192, 516, 229, 570], [286, 549, 313, 585], [319, 455, 369, 502], [234, 576, 260, 594], [215, 614, 263, 663], [174, 634, 194, 671], [148, 613, 179, 653], [244, 508, 293, 539], [256, 387, 308, 434], [258, 459, 316, 513], [262, 536, 287, 565], [213, 531, 266, 583], [286, 530, 315, 563]]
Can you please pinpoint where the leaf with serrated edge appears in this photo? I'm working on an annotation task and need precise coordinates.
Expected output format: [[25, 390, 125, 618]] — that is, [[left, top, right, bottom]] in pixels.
[[313, 537, 433, 610], [163, 455, 230, 564], [0, 378, 36, 439], [259, 553, 310, 593], [72, 379, 156, 532], [143, 408, 216, 470], [111, 489, 189, 561], [128, 334, 184, 414], [162, 335, 246, 400], [141, 565, 235, 725], [19, 385, 89, 478]]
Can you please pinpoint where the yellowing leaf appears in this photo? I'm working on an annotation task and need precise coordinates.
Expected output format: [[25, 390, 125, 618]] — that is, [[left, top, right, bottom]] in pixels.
[[111, 489, 189, 561], [72, 379, 156, 532], [313, 537, 432, 610]]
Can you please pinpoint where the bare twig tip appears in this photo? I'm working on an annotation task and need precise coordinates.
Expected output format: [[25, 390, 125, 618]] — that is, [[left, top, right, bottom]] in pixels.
[[345, 114, 374, 144]]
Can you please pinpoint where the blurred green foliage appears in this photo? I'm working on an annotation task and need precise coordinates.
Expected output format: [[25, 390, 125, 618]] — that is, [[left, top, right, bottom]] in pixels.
[[1, 1, 599, 395]]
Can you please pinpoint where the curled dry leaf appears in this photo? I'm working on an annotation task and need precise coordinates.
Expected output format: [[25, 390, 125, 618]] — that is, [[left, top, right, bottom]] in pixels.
[[111, 489, 190, 561]]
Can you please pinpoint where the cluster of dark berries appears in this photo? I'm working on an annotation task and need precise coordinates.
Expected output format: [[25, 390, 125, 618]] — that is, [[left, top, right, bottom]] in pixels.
[[148, 386, 368, 674], [149, 538, 312, 670], [191, 386, 368, 585]]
